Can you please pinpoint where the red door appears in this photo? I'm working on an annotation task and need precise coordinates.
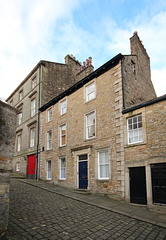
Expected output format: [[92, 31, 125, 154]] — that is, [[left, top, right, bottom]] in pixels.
[[28, 155, 36, 179]]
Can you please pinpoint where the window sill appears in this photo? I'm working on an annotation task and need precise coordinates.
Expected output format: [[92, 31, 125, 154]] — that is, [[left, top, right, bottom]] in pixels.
[[97, 179, 109, 182], [84, 97, 96, 104], [84, 137, 97, 142], [124, 141, 147, 148], [59, 145, 66, 148]]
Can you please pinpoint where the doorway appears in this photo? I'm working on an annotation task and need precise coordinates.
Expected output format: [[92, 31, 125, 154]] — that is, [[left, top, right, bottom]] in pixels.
[[78, 154, 88, 189], [151, 163, 166, 204], [129, 167, 147, 204], [27, 154, 36, 179]]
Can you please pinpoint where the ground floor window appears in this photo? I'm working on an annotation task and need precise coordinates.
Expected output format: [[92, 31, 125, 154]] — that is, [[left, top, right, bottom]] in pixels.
[[98, 150, 109, 179], [16, 162, 20, 171], [60, 158, 66, 180], [47, 160, 51, 180]]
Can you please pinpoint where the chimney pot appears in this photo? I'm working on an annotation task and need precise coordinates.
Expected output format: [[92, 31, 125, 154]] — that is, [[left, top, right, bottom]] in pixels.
[[89, 57, 92, 65]]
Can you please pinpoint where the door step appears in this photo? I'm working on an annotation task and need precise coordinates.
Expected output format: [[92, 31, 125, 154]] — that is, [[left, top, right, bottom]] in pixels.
[[74, 189, 90, 195]]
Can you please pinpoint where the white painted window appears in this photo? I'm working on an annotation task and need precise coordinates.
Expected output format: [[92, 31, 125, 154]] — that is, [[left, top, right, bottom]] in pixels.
[[86, 82, 95, 102], [17, 135, 21, 152], [47, 160, 51, 180], [61, 99, 66, 115], [127, 114, 143, 144], [30, 128, 35, 147], [31, 98, 36, 117], [32, 77, 37, 89], [60, 124, 66, 146], [47, 108, 53, 122], [19, 90, 23, 100], [60, 158, 66, 180], [47, 130, 52, 150], [16, 162, 20, 171], [86, 111, 96, 139], [98, 150, 109, 179], [18, 112, 22, 125]]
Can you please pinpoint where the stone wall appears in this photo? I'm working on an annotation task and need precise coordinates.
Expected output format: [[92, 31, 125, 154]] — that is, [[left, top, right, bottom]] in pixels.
[[123, 97, 166, 205], [40, 61, 125, 198], [0, 100, 17, 237], [124, 32, 156, 108]]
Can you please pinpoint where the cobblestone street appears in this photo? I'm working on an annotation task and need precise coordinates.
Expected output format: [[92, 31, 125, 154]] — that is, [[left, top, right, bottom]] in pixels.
[[6, 179, 166, 240]]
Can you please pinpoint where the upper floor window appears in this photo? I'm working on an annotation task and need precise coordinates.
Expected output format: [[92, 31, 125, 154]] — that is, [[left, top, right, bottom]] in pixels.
[[32, 77, 37, 89], [31, 98, 36, 117], [60, 124, 66, 146], [60, 99, 67, 115], [18, 112, 22, 125], [98, 150, 109, 180], [47, 130, 52, 150], [127, 114, 143, 144], [17, 134, 21, 152], [59, 157, 66, 180], [30, 128, 35, 147], [19, 90, 23, 101], [86, 111, 96, 139], [10, 100, 13, 106], [86, 82, 95, 102], [47, 108, 53, 122]]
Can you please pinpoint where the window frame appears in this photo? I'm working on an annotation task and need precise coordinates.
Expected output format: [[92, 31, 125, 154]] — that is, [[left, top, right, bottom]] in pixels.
[[59, 157, 66, 180], [19, 90, 23, 101], [17, 134, 21, 152], [32, 76, 37, 89], [30, 127, 35, 148], [18, 112, 22, 125], [85, 81, 95, 102], [16, 162, 20, 172], [47, 108, 53, 122], [60, 99, 67, 115], [85, 111, 96, 139], [47, 130, 52, 150], [98, 150, 109, 180], [127, 114, 143, 145], [60, 124, 67, 147], [47, 160, 52, 180], [31, 98, 36, 117]]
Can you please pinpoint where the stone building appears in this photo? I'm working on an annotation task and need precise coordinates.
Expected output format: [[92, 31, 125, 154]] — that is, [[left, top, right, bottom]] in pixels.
[[6, 55, 93, 179], [0, 100, 18, 237], [39, 32, 157, 199], [123, 95, 166, 205]]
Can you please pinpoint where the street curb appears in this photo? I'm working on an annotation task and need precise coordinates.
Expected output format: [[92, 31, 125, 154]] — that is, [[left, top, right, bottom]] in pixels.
[[19, 179, 166, 229]]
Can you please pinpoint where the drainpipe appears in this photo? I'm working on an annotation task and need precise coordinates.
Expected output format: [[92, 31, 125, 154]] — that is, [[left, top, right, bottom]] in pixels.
[[36, 64, 41, 180], [121, 57, 125, 110]]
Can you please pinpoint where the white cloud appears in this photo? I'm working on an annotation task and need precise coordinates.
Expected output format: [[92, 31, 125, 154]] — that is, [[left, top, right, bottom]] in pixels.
[[0, 0, 80, 99]]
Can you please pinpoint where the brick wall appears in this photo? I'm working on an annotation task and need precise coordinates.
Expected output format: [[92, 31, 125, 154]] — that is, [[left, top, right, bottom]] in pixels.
[[0, 100, 17, 236]]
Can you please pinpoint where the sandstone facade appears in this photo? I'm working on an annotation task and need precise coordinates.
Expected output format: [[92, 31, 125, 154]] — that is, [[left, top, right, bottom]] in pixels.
[[39, 32, 157, 198], [123, 95, 166, 205], [6, 55, 93, 178]]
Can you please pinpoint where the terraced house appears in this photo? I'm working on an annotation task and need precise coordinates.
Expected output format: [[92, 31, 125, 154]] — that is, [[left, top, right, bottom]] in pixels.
[[39, 32, 159, 201], [6, 54, 94, 179]]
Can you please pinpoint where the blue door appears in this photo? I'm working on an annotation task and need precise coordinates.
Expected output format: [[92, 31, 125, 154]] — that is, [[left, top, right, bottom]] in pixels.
[[79, 161, 88, 189]]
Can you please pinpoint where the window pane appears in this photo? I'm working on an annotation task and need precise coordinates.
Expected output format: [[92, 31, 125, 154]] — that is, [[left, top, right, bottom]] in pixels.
[[86, 83, 95, 102]]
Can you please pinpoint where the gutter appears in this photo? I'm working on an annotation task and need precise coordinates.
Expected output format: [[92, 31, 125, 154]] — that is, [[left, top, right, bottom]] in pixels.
[[121, 57, 125, 110], [36, 65, 41, 181], [122, 94, 166, 114]]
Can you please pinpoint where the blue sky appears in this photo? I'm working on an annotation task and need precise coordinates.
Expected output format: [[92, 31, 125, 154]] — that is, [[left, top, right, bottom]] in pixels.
[[0, 0, 166, 100]]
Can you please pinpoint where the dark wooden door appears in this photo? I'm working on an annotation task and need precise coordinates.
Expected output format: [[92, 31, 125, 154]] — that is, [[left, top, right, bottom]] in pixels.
[[27, 155, 36, 179], [129, 167, 147, 204], [79, 161, 88, 189], [151, 163, 166, 204]]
